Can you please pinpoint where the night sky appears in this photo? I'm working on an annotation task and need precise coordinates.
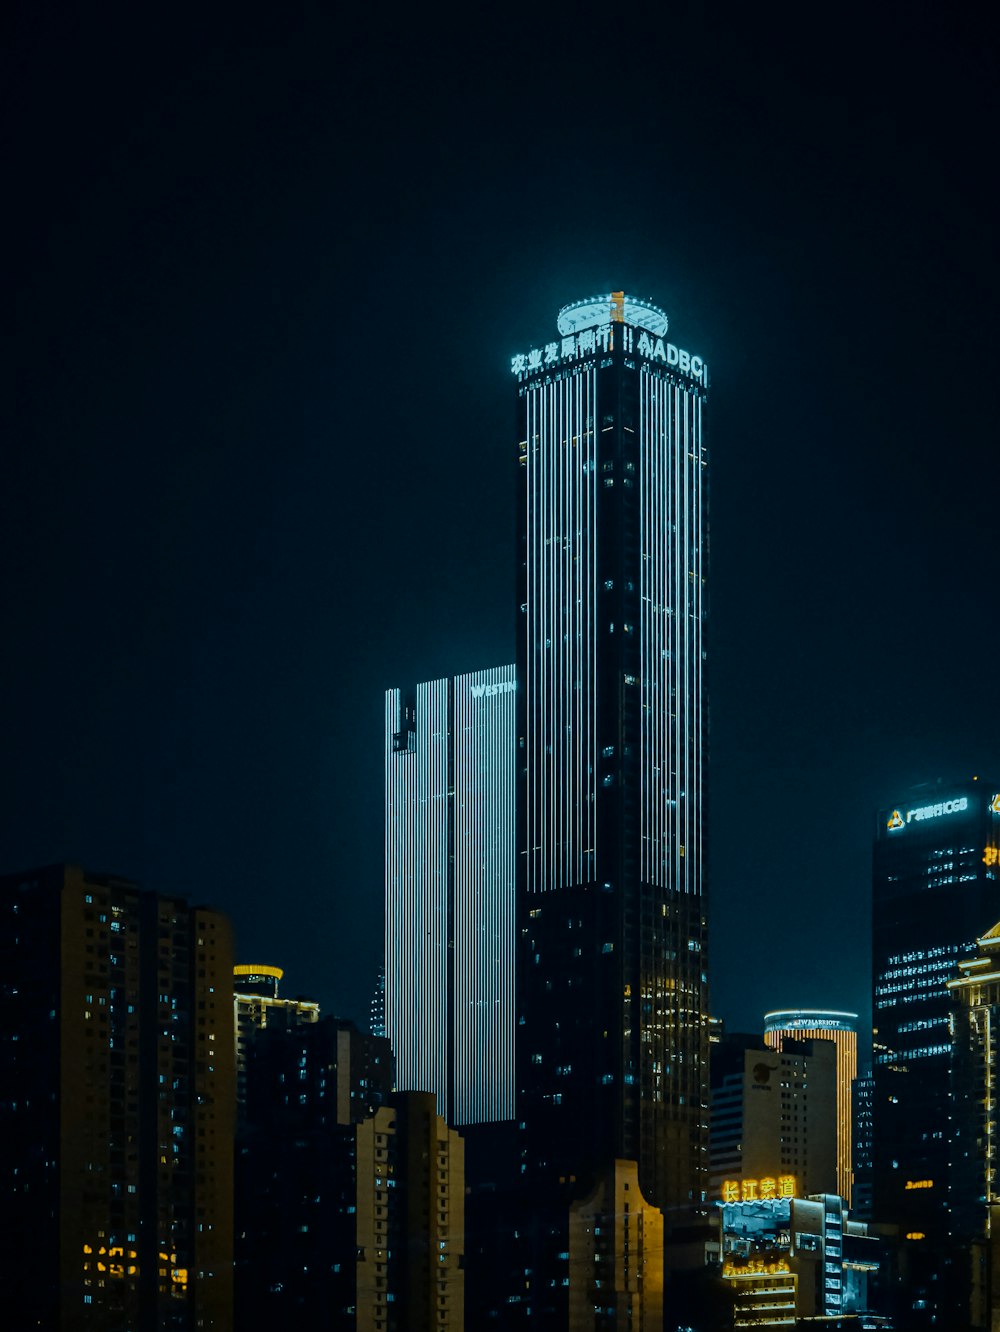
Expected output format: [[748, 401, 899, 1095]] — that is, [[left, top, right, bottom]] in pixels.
[[3, 6, 997, 1048]]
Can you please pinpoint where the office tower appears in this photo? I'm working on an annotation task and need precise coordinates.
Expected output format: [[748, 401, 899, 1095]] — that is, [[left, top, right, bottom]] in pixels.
[[872, 778, 1000, 1321], [356, 1091, 465, 1331], [0, 863, 235, 1330], [763, 1009, 858, 1204], [384, 663, 516, 1125], [234, 1013, 393, 1330], [567, 1160, 664, 1330], [709, 1032, 837, 1203], [513, 292, 710, 1217], [233, 962, 319, 1112]]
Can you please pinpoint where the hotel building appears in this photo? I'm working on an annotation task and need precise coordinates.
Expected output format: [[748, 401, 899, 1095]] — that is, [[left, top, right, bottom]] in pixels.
[[710, 1031, 837, 1204], [384, 664, 516, 1126], [764, 1009, 858, 1204]]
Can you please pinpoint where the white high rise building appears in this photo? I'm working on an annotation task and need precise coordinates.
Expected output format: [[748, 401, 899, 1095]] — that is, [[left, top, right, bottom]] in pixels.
[[384, 664, 516, 1125]]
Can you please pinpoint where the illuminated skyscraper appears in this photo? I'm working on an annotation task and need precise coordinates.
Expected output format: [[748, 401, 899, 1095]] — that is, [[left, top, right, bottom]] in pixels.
[[513, 292, 710, 1219], [384, 664, 516, 1126], [764, 1009, 858, 1204], [872, 779, 1000, 1319]]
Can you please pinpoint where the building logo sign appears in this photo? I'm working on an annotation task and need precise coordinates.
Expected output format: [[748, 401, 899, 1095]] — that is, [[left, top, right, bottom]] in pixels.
[[511, 324, 707, 386], [888, 797, 969, 830], [991, 793, 1000, 815], [634, 330, 706, 381], [470, 681, 515, 700], [722, 1175, 796, 1203]]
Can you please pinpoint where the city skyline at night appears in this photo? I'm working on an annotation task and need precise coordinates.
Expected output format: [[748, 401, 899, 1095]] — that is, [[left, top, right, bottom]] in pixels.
[[2, 3, 997, 1089], [3, 6, 999, 1328]]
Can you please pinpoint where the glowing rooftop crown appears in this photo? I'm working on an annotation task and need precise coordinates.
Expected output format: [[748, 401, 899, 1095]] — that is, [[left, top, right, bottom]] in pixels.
[[556, 293, 668, 337]]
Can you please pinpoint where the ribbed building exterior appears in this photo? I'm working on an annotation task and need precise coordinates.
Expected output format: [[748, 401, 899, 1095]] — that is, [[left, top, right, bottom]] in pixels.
[[514, 292, 710, 1220], [384, 664, 516, 1125]]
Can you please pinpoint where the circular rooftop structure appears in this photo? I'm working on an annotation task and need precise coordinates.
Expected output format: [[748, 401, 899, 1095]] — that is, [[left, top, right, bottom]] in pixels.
[[763, 1010, 858, 1032], [233, 964, 284, 999], [557, 293, 668, 337], [234, 964, 284, 981]]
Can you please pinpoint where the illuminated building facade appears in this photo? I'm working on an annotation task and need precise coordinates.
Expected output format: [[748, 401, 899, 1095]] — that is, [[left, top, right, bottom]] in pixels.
[[764, 1009, 858, 1204], [385, 664, 516, 1126], [710, 1032, 837, 1204], [873, 784, 1000, 1227], [233, 962, 319, 1113], [0, 863, 235, 1330], [514, 292, 710, 1218], [719, 1192, 886, 1328], [873, 779, 1000, 1323], [356, 1092, 465, 1331]]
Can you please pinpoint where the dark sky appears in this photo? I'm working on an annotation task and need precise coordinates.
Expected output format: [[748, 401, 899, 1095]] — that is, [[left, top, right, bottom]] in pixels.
[[2, 5, 997, 1044]]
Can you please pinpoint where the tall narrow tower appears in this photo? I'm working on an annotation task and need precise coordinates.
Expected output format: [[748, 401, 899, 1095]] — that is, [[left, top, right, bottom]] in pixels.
[[385, 664, 516, 1126], [513, 293, 710, 1220]]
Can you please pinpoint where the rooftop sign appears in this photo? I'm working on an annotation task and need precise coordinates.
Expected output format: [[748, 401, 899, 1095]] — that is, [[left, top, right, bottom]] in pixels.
[[887, 796, 970, 831], [722, 1175, 797, 1203], [511, 293, 707, 386]]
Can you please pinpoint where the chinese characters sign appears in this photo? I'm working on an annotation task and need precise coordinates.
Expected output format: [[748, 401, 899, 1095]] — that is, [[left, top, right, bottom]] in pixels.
[[511, 322, 707, 386], [722, 1175, 797, 1203]]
